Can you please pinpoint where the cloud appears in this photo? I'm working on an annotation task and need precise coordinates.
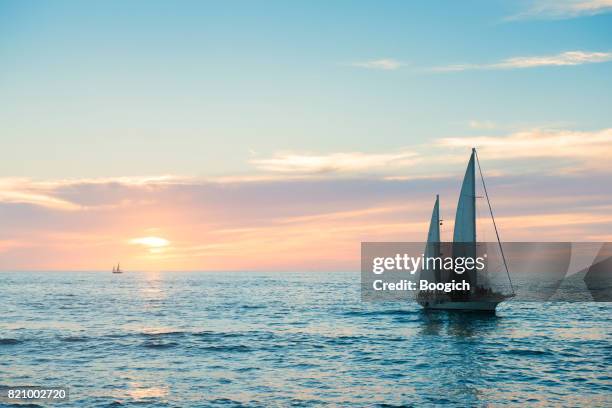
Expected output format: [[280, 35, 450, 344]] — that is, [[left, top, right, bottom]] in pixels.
[[350, 59, 403, 70], [4, 126, 610, 218], [508, 0, 612, 20], [2, 125, 612, 270], [433, 51, 612, 72], [438, 127, 612, 172], [2, 171, 611, 270], [2, 158, 612, 270], [0, 176, 180, 212], [0, 175, 444, 270], [250, 126, 612, 177], [250, 151, 418, 174], [0, 179, 82, 211]]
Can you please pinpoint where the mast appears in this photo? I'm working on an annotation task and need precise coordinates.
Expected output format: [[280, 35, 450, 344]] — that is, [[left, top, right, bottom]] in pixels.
[[471, 148, 476, 244], [474, 149, 515, 295]]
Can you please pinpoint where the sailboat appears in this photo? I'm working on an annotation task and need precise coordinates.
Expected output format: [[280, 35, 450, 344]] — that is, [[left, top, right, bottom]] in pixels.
[[417, 148, 515, 311], [112, 263, 123, 274]]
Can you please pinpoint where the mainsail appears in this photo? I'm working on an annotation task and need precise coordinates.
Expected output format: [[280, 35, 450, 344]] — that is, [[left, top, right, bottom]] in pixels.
[[453, 148, 476, 244], [452, 148, 477, 299]]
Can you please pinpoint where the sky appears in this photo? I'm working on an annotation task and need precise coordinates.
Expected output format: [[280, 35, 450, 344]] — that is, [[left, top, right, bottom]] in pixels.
[[1, 0, 611, 271]]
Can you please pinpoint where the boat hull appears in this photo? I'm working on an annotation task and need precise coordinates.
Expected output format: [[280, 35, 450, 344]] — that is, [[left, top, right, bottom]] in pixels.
[[419, 300, 501, 312]]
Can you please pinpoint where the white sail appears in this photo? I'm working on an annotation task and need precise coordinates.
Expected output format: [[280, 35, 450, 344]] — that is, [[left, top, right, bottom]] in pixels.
[[453, 148, 476, 243], [420, 195, 440, 284], [426, 194, 440, 246], [452, 148, 477, 294]]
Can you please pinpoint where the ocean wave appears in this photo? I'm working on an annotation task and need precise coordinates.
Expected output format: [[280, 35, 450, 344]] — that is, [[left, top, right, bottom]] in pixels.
[[504, 348, 552, 356], [142, 341, 179, 349], [0, 338, 22, 345], [343, 309, 417, 317], [60, 335, 90, 342], [239, 304, 267, 310], [140, 331, 187, 338], [198, 345, 252, 353], [192, 330, 244, 339]]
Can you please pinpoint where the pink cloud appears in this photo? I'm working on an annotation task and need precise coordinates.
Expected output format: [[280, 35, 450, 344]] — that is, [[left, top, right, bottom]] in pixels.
[[1, 169, 611, 271]]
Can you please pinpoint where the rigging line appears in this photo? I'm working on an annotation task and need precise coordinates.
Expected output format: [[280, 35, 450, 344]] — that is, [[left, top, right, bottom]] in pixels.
[[474, 149, 515, 295]]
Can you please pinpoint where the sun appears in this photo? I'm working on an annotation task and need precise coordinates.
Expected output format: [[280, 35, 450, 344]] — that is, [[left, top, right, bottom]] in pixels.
[[129, 236, 170, 251]]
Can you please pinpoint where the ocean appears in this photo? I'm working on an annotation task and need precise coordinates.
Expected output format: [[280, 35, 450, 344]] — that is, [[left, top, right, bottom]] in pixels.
[[1, 271, 610, 407]]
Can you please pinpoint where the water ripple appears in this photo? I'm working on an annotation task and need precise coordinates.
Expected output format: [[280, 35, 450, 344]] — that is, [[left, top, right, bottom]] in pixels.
[[0, 271, 609, 407]]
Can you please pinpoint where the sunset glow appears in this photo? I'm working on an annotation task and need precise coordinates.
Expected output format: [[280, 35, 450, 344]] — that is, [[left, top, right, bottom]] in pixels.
[[130, 237, 170, 248], [1, 160, 611, 271], [1, 1, 611, 272]]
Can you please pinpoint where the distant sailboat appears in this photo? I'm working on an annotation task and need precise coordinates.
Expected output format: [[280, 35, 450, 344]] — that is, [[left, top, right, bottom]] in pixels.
[[112, 263, 123, 274], [417, 148, 515, 312]]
